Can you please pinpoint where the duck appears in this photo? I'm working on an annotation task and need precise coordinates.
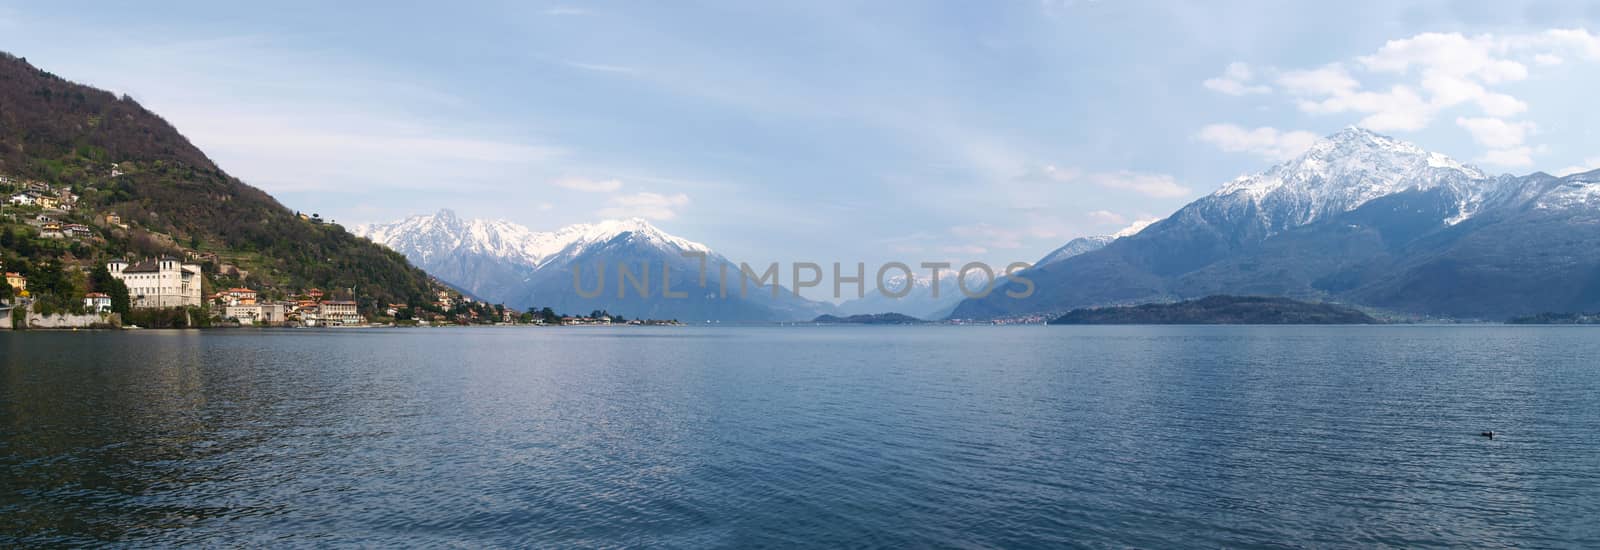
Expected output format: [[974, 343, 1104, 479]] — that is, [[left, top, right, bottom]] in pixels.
[[1480, 431, 1495, 439]]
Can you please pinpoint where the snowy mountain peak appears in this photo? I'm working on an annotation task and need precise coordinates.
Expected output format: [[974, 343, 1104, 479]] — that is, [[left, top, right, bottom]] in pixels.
[[549, 217, 713, 259], [354, 212, 713, 270], [1210, 127, 1492, 230]]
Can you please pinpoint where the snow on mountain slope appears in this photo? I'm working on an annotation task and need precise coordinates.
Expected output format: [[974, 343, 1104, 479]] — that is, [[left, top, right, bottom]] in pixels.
[[1208, 127, 1495, 232], [354, 210, 712, 271], [1035, 218, 1157, 267], [354, 210, 827, 320], [532, 217, 715, 271], [1535, 169, 1600, 210], [1036, 235, 1115, 267]]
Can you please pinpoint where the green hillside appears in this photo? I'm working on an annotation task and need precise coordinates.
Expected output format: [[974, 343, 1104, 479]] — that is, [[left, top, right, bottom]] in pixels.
[[0, 51, 438, 313]]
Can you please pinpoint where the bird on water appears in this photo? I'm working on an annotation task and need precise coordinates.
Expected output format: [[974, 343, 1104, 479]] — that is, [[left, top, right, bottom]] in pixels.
[[1481, 431, 1495, 438]]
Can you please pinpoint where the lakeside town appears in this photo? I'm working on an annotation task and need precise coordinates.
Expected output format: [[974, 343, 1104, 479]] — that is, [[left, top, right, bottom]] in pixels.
[[1, 173, 682, 330]]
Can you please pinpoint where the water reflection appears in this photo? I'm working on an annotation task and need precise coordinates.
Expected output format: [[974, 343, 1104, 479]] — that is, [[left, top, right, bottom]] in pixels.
[[2, 327, 1598, 546]]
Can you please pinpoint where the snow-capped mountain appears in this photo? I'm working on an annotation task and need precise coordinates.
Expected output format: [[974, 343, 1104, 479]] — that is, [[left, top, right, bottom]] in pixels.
[[1036, 219, 1158, 267], [354, 210, 710, 271], [1203, 127, 1496, 233], [952, 127, 1600, 320], [355, 211, 826, 322], [1534, 168, 1600, 210]]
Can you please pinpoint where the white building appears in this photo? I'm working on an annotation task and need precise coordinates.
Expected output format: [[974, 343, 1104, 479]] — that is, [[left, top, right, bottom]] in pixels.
[[84, 292, 112, 313], [226, 303, 285, 325], [319, 300, 362, 326], [108, 256, 204, 308]]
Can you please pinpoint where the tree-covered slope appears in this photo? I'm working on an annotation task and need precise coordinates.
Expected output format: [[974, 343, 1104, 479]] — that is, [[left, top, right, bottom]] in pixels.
[[0, 51, 437, 310]]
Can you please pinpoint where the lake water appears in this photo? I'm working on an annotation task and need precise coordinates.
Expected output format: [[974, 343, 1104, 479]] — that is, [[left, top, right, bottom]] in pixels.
[[2, 326, 1599, 547]]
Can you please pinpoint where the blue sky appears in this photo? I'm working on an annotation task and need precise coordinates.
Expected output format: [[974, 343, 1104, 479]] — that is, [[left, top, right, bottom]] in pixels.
[[5, 1, 1600, 270]]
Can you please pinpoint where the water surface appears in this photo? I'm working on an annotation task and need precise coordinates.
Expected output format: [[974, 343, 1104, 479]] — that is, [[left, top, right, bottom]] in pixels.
[[2, 326, 1598, 547]]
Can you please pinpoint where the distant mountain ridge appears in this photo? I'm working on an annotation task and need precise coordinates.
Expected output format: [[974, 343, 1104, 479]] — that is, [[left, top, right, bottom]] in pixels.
[[1047, 295, 1379, 325], [1035, 218, 1157, 267], [356, 210, 829, 321], [812, 312, 926, 325], [953, 128, 1600, 321]]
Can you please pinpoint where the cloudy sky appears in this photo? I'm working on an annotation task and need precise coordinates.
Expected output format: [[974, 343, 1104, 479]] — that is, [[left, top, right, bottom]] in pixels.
[[5, 1, 1600, 269]]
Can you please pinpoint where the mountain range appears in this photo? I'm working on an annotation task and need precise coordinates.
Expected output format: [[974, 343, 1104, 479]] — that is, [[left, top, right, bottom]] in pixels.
[[952, 127, 1600, 320], [363, 128, 1600, 322], [356, 206, 1165, 322], [355, 212, 828, 321], [20, 47, 1593, 324]]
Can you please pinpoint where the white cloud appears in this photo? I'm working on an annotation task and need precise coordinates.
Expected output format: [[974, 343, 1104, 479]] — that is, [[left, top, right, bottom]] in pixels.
[[1295, 84, 1433, 131], [563, 61, 639, 74], [1260, 29, 1600, 159], [1276, 64, 1360, 96], [1083, 171, 1191, 199], [1558, 157, 1600, 176], [1508, 29, 1600, 61], [1085, 209, 1126, 225], [597, 192, 690, 220], [1533, 53, 1564, 66], [941, 244, 988, 255], [1359, 32, 1528, 84], [1195, 123, 1319, 161], [1455, 117, 1535, 150], [1113, 218, 1160, 238], [181, 112, 567, 193], [948, 223, 1026, 249], [554, 177, 624, 192], [1029, 165, 1191, 199], [1478, 147, 1534, 168], [1203, 62, 1270, 96]]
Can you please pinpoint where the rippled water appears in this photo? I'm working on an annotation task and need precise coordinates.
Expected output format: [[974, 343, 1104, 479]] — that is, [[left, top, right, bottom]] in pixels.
[[3, 326, 1599, 547]]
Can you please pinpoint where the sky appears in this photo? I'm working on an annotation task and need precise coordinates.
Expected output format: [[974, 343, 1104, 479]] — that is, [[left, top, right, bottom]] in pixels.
[[5, 0, 1600, 272]]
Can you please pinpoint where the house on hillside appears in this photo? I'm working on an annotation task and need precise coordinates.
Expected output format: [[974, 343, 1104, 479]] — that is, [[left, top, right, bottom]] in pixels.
[[226, 302, 286, 326], [40, 223, 63, 239], [4, 272, 25, 293], [63, 224, 93, 239], [108, 257, 204, 308], [222, 287, 258, 305], [7, 193, 35, 206], [319, 300, 361, 326], [84, 292, 112, 313]]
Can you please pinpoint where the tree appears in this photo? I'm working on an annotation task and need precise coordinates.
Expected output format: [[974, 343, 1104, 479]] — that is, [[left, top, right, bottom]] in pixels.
[[0, 278, 11, 302], [89, 264, 131, 316], [28, 260, 86, 314]]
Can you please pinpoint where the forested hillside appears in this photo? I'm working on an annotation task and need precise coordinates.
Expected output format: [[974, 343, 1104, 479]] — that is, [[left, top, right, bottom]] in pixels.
[[0, 51, 438, 312]]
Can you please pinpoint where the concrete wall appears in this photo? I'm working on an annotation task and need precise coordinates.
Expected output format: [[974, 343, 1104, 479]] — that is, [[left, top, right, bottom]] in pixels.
[[0, 306, 12, 330], [23, 309, 116, 329]]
